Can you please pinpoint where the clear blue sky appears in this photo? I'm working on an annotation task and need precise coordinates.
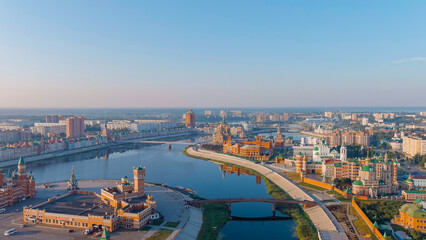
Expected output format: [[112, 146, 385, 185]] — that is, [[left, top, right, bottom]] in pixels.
[[1, 1, 425, 108]]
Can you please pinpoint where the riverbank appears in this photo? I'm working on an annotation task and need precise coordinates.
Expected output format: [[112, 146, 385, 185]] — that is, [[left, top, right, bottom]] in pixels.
[[184, 147, 320, 240], [0, 131, 198, 168]]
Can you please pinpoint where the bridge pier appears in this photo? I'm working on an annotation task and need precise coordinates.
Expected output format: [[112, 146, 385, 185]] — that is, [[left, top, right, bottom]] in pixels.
[[272, 203, 276, 217], [228, 202, 232, 213], [168, 144, 172, 150]]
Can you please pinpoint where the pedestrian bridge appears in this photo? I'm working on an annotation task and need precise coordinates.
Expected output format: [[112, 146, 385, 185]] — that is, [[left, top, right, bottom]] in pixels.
[[187, 198, 318, 216]]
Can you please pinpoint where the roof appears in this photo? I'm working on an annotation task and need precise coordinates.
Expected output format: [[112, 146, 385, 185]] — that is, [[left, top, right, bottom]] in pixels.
[[313, 147, 319, 151], [373, 221, 379, 228], [403, 190, 426, 194], [344, 188, 352, 194], [136, 166, 145, 170], [412, 175, 426, 180], [361, 166, 372, 172], [18, 157, 25, 165], [353, 180, 363, 186], [399, 203, 426, 219], [100, 228, 111, 240]]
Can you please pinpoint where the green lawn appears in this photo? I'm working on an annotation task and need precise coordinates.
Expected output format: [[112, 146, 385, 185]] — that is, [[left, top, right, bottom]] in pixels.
[[164, 221, 180, 228], [150, 219, 164, 226], [197, 203, 230, 240], [297, 182, 328, 191], [349, 206, 378, 240], [146, 229, 173, 240]]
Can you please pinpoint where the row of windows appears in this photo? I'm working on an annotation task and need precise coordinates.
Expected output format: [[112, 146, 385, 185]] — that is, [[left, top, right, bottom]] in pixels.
[[44, 218, 88, 227], [416, 219, 426, 223]]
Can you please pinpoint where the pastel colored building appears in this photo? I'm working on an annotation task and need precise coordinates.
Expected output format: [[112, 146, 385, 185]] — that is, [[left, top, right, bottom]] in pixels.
[[0, 157, 36, 208], [23, 167, 157, 232], [393, 200, 426, 233]]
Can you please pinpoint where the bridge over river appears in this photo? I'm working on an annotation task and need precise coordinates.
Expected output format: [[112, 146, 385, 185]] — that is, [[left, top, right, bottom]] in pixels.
[[187, 198, 317, 216]]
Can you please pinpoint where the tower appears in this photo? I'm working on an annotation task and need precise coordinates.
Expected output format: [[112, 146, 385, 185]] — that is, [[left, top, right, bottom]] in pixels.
[[18, 157, 26, 174], [6, 170, 12, 189], [0, 169, 4, 186], [274, 125, 284, 147], [67, 166, 79, 191], [392, 159, 398, 183], [340, 143, 347, 162], [133, 166, 146, 194]]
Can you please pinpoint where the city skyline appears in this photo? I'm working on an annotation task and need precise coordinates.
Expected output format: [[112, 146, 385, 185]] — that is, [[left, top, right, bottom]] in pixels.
[[1, 1, 426, 108]]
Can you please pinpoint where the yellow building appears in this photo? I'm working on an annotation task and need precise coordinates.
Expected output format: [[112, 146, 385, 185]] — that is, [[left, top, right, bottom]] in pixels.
[[403, 136, 426, 157], [23, 167, 157, 232], [223, 136, 273, 161], [393, 200, 426, 233]]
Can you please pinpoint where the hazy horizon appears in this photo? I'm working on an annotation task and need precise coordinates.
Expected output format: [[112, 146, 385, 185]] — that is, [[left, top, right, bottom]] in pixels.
[[1, 1, 425, 108]]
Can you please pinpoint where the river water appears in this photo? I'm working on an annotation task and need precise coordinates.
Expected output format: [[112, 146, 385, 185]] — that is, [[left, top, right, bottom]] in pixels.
[[7, 136, 299, 240]]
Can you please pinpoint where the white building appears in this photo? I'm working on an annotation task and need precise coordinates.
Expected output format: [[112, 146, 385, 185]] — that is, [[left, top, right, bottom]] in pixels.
[[412, 175, 426, 187], [361, 117, 369, 126]]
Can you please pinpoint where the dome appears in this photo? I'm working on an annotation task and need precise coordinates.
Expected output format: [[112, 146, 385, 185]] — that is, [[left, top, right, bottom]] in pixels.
[[353, 180, 363, 186], [361, 166, 372, 172], [313, 147, 319, 151]]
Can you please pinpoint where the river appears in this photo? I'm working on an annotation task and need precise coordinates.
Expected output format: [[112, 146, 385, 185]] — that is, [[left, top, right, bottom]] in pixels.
[[5, 135, 300, 240]]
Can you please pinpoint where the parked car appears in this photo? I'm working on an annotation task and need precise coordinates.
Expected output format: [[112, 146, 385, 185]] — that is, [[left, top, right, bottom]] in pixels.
[[4, 228, 17, 236], [0, 208, 5, 214]]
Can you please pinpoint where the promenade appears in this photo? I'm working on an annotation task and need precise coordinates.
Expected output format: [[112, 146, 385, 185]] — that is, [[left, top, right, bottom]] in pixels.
[[187, 147, 348, 240], [0, 131, 196, 168]]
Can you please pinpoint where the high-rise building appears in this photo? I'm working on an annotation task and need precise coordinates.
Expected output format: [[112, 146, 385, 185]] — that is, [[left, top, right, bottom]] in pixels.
[[361, 117, 369, 126], [45, 115, 64, 123], [403, 136, 426, 157], [204, 110, 212, 116], [66, 117, 85, 138], [184, 109, 196, 127]]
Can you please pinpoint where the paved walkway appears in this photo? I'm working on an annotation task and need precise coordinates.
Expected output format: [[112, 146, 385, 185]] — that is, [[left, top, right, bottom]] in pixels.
[[187, 147, 348, 240]]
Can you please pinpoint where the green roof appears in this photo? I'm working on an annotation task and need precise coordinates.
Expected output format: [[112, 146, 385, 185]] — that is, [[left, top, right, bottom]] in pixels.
[[123, 176, 128, 179], [136, 166, 144, 170], [315, 152, 319, 155], [353, 180, 363, 186], [30, 175, 35, 181], [373, 221, 379, 228], [406, 178, 414, 183], [334, 163, 342, 167], [277, 154, 283, 158], [404, 190, 426, 194], [18, 157, 25, 165], [344, 188, 352, 194], [399, 203, 426, 219], [313, 147, 319, 151], [100, 228, 111, 240], [361, 166, 372, 172]]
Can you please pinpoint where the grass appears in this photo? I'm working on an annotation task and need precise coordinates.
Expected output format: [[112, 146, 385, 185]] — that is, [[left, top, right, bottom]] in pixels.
[[141, 226, 152, 231], [164, 221, 180, 228], [277, 203, 319, 240], [197, 203, 230, 240], [297, 182, 328, 191], [146, 229, 173, 240], [349, 206, 378, 240], [281, 172, 301, 182], [150, 219, 164, 226]]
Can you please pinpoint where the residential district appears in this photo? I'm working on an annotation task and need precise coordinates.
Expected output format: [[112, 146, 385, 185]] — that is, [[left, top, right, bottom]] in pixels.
[[0, 109, 426, 240]]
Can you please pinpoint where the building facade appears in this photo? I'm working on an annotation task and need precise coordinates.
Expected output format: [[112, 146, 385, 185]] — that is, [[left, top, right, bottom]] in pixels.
[[403, 136, 426, 157], [184, 109, 196, 127], [66, 117, 85, 138], [0, 157, 36, 208], [393, 200, 426, 233], [23, 167, 157, 232]]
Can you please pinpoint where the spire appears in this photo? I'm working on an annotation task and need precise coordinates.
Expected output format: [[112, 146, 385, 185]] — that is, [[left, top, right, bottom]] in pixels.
[[373, 221, 379, 228], [100, 228, 111, 240], [18, 157, 25, 165]]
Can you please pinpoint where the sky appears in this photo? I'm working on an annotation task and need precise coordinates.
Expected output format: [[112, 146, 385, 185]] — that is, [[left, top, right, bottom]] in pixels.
[[0, 1, 425, 108]]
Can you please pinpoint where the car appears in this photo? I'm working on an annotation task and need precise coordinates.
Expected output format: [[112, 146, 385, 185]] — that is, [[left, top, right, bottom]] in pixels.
[[20, 224, 25, 228], [0, 208, 5, 214], [68, 229, 74, 233], [4, 228, 17, 236]]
